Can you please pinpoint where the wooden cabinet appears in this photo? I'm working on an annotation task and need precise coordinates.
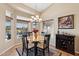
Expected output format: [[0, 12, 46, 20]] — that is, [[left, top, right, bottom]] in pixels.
[[56, 34, 75, 55]]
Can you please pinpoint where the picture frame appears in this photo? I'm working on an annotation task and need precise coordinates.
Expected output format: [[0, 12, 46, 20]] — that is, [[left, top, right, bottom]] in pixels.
[[58, 15, 74, 29]]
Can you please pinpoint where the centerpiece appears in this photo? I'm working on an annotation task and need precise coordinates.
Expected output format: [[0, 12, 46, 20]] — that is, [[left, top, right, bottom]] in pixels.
[[32, 28, 38, 39]]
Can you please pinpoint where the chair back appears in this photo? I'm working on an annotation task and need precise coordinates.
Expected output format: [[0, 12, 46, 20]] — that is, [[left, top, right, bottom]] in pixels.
[[22, 34, 28, 49], [43, 34, 50, 48], [27, 32, 33, 36]]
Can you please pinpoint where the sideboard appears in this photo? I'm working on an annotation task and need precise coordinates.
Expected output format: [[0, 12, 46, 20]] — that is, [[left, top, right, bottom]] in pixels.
[[56, 34, 75, 55]]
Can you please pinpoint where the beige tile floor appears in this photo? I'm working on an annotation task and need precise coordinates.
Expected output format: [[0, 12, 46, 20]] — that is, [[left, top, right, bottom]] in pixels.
[[0, 44, 78, 56]]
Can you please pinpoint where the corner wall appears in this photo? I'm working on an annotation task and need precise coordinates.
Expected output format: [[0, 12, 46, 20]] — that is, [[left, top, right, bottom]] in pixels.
[[41, 3, 79, 52]]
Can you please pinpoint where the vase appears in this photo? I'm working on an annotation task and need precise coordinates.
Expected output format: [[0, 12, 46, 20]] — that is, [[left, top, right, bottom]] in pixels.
[[34, 32, 38, 39]]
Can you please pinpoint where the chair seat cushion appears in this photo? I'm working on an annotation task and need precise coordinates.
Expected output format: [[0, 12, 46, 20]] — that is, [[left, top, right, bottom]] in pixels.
[[22, 42, 34, 49], [38, 42, 46, 49], [28, 43, 34, 48]]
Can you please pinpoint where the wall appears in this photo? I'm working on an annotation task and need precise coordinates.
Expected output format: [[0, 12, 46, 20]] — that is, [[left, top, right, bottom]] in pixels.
[[0, 4, 16, 53], [41, 3, 79, 52], [0, 4, 33, 54]]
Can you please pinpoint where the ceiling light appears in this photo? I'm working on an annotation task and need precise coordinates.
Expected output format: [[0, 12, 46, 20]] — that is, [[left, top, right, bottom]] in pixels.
[[30, 15, 42, 22]]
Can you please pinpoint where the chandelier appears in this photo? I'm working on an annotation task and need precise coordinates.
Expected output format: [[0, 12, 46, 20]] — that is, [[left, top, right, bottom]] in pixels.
[[30, 15, 42, 22]]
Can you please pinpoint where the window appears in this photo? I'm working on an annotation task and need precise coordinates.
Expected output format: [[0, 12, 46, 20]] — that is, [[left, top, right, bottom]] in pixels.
[[5, 10, 12, 40], [43, 20, 53, 34], [32, 21, 40, 30], [5, 18, 12, 40], [16, 20, 28, 39]]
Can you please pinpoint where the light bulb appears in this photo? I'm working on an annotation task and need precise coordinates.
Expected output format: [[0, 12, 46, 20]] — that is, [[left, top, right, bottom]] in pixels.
[[39, 18, 42, 21], [34, 17, 37, 20], [36, 15, 39, 18], [36, 15, 39, 19], [31, 16, 34, 18]]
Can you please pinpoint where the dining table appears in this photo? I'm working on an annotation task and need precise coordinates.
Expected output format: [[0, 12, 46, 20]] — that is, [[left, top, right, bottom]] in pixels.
[[27, 34, 44, 56]]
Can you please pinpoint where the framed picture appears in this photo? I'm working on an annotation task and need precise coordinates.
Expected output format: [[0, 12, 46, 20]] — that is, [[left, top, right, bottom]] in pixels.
[[58, 15, 74, 29]]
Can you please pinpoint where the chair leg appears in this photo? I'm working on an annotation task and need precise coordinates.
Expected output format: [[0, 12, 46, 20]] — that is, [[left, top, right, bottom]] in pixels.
[[16, 48, 21, 56], [22, 47, 24, 55], [48, 48, 49, 53], [47, 48, 50, 55], [25, 47, 28, 56], [22, 49, 24, 55], [27, 50, 28, 56], [43, 50, 45, 56]]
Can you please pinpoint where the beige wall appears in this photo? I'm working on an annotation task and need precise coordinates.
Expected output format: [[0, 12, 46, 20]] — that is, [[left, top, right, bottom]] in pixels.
[[41, 3, 79, 52], [0, 4, 33, 54], [0, 4, 15, 53]]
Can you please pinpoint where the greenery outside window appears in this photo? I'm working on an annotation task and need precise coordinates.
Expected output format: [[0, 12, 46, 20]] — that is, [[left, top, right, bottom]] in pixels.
[[16, 20, 28, 39]]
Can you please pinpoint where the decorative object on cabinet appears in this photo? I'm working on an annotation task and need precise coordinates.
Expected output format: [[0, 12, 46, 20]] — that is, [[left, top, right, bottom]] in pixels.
[[58, 15, 74, 29], [56, 34, 75, 55]]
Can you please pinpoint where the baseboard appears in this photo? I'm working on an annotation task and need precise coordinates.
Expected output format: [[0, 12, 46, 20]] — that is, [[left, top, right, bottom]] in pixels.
[[75, 51, 79, 54], [50, 44, 55, 48], [0, 43, 21, 55], [49, 44, 56, 50]]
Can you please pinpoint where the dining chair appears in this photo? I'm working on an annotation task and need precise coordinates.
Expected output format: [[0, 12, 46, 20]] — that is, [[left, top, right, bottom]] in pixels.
[[37, 34, 51, 56], [21, 34, 34, 56]]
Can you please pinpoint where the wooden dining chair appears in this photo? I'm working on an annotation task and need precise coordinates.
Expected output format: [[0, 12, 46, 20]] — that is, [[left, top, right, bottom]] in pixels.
[[21, 34, 34, 56], [37, 34, 51, 56]]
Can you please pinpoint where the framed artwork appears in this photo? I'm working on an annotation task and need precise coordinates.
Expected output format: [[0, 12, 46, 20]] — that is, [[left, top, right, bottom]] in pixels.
[[58, 15, 74, 29]]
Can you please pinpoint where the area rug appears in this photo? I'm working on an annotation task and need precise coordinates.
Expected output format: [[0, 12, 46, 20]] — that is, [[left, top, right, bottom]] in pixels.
[[16, 47, 61, 56]]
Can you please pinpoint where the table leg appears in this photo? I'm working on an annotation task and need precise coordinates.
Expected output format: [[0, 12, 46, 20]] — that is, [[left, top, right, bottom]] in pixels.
[[34, 42, 38, 56]]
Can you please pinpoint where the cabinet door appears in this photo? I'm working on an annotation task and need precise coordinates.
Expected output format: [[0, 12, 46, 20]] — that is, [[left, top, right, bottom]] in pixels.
[[67, 37, 74, 54], [56, 35, 62, 49], [56, 35, 75, 55]]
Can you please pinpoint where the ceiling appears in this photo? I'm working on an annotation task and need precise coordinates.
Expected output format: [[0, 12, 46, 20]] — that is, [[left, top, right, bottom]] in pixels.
[[23, 3, 52, 12], [8, 3, 53, 16]]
